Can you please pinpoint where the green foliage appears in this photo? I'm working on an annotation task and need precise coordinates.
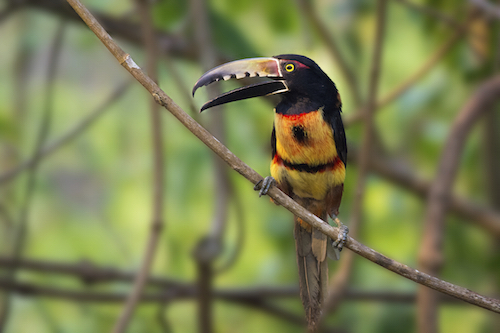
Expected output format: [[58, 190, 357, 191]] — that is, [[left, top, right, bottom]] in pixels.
[[153, 1, 188, 30], [0, 0, 498, 332], [210, 9, 260, 59]]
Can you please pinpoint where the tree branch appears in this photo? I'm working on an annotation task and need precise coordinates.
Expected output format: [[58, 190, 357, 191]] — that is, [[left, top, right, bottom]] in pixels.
[[470, 0, 500, 19], [344, 18, 470, 126], [0, 81, 131, 186], [65, 0, 500, 315], [214, 182, 246, 274], [0, 278, 343, 332], [0, 256, 492, 305], [0, 20, 66, 330], [0, 277, 488, 306], [189, 0, 232, 331], [347, 145, 500, 237], [111, 1, 165, 332], [418, 74, 500, 332], [0, 256, 186, 288], [0, 3, 16, 24], [296, 0, 363, 106], [15, 0, 196, 60], [393, 0, 464, 29], [321, 0, 388, 324]]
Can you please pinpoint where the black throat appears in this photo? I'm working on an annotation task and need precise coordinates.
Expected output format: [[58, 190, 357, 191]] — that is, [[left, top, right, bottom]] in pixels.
[[275, 94, 325, 116]]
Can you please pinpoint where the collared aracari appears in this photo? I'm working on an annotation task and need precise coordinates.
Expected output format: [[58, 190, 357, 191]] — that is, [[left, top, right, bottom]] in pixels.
[[192, 54, 348, 331]]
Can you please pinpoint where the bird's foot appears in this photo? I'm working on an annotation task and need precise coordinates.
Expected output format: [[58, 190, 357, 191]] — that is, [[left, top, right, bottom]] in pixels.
[[253, 176, 276, 197], [331, 217, 349, 252]]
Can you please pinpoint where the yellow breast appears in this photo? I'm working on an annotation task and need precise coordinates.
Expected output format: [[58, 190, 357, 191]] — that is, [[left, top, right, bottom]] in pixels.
[[271, 109, 345, 200], [274, 109, 338, 165]]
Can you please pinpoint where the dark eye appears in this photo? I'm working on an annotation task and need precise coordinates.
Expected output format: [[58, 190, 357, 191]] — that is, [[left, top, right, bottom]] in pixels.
[[285, 63, 295, 72]]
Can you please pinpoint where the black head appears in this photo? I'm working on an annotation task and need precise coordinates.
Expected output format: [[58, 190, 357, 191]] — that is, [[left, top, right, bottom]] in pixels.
[[272, 54, 339, 111], [274, 54, 335, 93], [192, 54, 340, 112]]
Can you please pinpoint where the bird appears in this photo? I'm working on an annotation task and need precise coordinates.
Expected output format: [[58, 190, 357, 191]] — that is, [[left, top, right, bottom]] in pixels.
[[192, 54, 348, 332]]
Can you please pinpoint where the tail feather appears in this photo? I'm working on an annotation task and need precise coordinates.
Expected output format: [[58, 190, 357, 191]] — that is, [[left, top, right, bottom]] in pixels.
[[295, 216, 329, 332], [312, 228, 327, 262]]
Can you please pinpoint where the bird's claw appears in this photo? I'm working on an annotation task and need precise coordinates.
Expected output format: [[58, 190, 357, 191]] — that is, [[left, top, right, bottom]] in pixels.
[[331, 218, 349, 252], [254, 176, 276, 197]]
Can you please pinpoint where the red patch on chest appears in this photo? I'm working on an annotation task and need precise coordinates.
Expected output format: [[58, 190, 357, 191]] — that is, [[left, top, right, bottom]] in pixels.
[[279, 112, 310, 122]]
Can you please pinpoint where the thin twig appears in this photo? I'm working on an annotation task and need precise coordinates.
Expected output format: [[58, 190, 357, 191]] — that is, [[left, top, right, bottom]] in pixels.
[[189, 0, 232, 331], [417, 75, 500, 333], [22, 0, 195, 60], [347, 145, 500, 237], [189, 0, 230, 251], [0, 4, 15, 24], [156, 301, 173, 333], [393, 0, 463, 29], [296, 0, 363, 106], [485, 1, 500, 207], [0, 81, 131, 186], [0, 204, 14, 230], [64, 0, 500, 314], [0, 256, 187, 288], [470, 0, 500, 19], [214, 183, 246, 274], [240, 300, 346, 333], [344, 20, 470, 126], [321, 0, 388, 325], [483, 22, 500, 328], [111, 1, 164, 332], [0, 277, 341, 332], [163, 54, 200, 119], [0, 20, 66, 330], [0, 273, 491, 305]]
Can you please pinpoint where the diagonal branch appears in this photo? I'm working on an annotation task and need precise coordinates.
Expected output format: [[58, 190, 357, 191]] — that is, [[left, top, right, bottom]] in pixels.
[[65, 0, 500, 315]]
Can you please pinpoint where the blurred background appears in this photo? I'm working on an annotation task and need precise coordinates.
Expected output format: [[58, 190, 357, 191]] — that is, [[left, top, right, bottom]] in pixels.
[[0, 0, 499, 332]]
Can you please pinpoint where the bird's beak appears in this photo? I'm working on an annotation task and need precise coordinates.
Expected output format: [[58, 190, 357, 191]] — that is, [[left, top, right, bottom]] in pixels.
[[192, 57, 289, 112]]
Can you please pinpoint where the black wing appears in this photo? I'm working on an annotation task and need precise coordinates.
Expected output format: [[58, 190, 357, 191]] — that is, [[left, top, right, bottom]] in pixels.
[[271, 124, 277, 159], [323, 105, 347, 167]]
